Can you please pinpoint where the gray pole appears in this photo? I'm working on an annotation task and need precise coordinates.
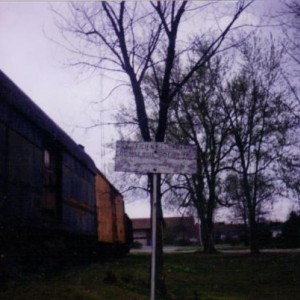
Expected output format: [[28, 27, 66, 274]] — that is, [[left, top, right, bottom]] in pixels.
[[150, 173, 157, 300]]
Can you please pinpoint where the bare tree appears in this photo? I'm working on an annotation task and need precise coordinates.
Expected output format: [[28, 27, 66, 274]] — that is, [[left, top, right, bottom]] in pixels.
[[220, 35, 297, 253], [163, 54, 234, 253], [53, 1, 254, 295], [223, 171, 275, 245], [279, 0, 300, 76], [269, 0, 300, 106]]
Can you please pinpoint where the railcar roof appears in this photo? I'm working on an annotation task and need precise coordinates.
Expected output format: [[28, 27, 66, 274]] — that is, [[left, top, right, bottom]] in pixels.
[[0, 70, 97, 174]]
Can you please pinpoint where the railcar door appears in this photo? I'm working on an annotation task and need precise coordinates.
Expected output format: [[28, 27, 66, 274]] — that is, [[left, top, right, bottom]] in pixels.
[[42, 147, 61, 219]]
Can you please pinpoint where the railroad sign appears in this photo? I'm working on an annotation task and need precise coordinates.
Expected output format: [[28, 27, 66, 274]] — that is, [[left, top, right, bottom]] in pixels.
[[115, 140, 197, 174]]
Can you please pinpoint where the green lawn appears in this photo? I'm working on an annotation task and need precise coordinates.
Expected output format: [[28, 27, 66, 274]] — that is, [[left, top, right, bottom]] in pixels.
[[1, 252, 300, 300]]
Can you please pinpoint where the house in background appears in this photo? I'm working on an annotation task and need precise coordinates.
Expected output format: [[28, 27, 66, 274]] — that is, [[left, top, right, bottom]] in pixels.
[[270, 222, 283, 238], [214, 222, 246, 244], [132, 218, 151, 246], [132, 216, 285, 248], [132, 216, 200, 246], [214, 221, 284, 245]]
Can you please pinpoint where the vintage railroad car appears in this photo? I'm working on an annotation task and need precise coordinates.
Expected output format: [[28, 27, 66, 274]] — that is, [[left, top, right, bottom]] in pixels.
[[0, 70, 130, 259]]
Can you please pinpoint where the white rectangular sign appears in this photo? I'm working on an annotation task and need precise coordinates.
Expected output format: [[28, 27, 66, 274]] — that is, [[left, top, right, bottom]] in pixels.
[[115, 141, 197, 174]]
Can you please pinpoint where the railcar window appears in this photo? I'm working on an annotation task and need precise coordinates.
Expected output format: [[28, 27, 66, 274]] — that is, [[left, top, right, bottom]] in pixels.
[[43, 148, 58, 218], [44, 149, 51, 168]]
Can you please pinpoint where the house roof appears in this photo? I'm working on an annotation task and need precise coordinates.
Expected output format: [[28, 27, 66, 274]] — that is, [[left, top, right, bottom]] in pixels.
[[132, 218, 151, 230], [214, 222, 245, 235], [132, 216, 195, 230], [164, 216, 195, 228], [0, 70, 97, 174]]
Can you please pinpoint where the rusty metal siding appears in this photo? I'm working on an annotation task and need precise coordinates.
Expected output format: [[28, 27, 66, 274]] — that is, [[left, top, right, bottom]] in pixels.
[[7, 107, 43, 149], [115, 195, 126, 243], [8, 129, 43, 187], [0, 97, 9, 125], [95, 173, 114, 242], [0, 123, 7, 193], [3, 127, 43, 223], [0, 94, 44, 150], [61, 153, 96, 236], [0, 96, 44, 225], [95, 171, 126, 244]]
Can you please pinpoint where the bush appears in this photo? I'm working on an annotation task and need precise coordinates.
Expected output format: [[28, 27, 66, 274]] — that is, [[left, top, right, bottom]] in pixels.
[[256, 222, 272, 248], [131, 241, 143, 249], [281, 211, 300, 248]]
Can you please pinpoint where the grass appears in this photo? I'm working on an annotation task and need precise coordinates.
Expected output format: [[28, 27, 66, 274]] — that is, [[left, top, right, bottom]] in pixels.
[[1, 252, 300, 300]]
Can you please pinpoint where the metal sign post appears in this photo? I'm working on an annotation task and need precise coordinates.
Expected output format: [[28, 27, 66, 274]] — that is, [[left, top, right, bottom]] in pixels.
[[115, 141, 197, 300], [151, 173, 157, 300]]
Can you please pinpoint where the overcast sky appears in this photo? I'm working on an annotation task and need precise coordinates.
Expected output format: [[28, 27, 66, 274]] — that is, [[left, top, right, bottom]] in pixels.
[[0, 1, 293, 221]]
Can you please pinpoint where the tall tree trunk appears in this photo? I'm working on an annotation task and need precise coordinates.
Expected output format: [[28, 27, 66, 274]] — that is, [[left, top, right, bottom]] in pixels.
[[201, 222, 216, 253], [248, 208, 259, 254], [195, 202, 216, 253], [241, 165, 260, 254]]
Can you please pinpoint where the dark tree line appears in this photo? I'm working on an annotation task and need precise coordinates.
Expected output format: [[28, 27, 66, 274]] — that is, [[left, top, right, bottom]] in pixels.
[[160, 34, 299, 254]]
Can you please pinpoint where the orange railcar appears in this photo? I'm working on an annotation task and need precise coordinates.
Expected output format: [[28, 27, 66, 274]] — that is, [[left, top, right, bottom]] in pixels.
[[95, 170, 130, 253]]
